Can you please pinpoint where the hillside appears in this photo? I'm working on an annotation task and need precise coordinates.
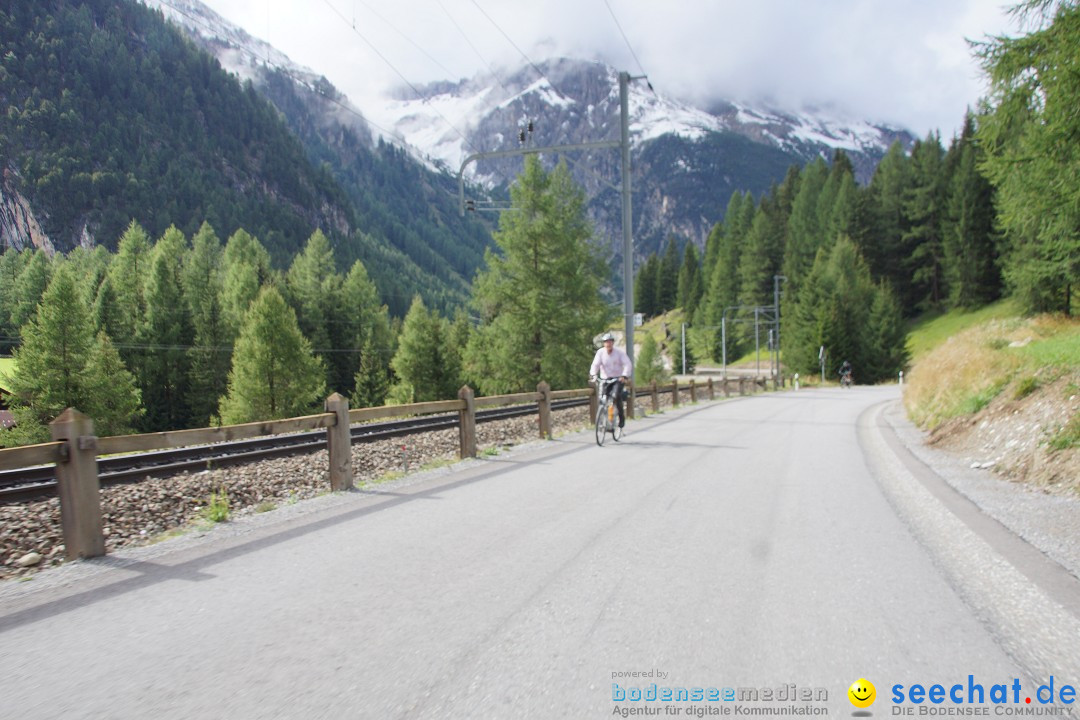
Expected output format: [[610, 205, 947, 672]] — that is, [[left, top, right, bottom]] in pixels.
[[904, 305, 1079, 493], [144, 0, 498, 314], [0, 0, 354, 264], [0, 0, 493, 315]]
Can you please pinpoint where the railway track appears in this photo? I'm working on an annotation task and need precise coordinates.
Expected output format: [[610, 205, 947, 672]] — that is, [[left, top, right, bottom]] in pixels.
[[0, 399, 589, 504]]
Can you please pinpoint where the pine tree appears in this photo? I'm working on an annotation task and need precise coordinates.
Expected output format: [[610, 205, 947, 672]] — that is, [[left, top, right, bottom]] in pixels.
[[137, 226, 194, 431], [866, 141, 914, 308], [286, 229, 340, 382], [701, 191, 755, 361], [10, 249, 53, 331], [864, 281, 909, 383], [3, 265, 141, 445], [737, 189, 788, 350], [943, 115, 1001, 309], [635, 253, 660, 318], [0, 249, 30, 355], [221, 229, 273, 340], [634, 334, 668, 386], [183, 222, 231, 426], [218, 286, 326, 424], [464, 157, 610, 394], [902, 133, 948, 312], [677, 243, 704, 318], [656, 236, 681, 313], [341, 260, 393, 408], [92, 275, 124, 341], [783, 236, 884, 379], [107, 220, 151, 355], [977, 0, 1080, 314], [391, 296, 454, 402], [783, 158, 829, 293]]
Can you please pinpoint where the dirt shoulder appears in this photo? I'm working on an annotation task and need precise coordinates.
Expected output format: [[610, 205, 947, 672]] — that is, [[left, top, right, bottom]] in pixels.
[[923, 370, 1079, 496]]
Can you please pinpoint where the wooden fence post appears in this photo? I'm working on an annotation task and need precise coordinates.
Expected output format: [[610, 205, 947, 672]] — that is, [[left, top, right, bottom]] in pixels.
[[537, 382, 552, 439], [458, 386, 477, 458], [723, 377, 731, 398], [325, 393, 353, 492], [626, 380, 635, 420], [739, 377, 747, 396], [650, 379, 659, 413], [672, 379, 679, 408], [588, 383, 598, 425], [50, 408, 105, 560], [689, 379, 697, 403], [707, 377, 715, 400]]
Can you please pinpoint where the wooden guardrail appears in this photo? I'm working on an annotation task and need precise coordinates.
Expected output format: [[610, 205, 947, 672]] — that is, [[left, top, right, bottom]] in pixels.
[[0, 374, 768, 563]]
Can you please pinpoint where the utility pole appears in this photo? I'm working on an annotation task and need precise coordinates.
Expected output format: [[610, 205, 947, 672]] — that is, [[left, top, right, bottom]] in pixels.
[[619, 71, 635, 367], [773, 275, 786, 389], [458, 71, 645, 368]]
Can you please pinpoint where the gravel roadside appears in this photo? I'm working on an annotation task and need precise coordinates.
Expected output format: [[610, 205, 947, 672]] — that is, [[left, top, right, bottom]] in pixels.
[[883, 400, 1080, 583], [0, 405, 597, 580]]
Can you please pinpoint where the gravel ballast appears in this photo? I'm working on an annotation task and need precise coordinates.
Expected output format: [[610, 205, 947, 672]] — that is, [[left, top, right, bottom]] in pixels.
[[0, 406, 592, 580]]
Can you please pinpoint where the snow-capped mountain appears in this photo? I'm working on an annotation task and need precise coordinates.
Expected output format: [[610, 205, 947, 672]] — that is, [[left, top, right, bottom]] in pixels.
[[143, 0, 375, 145], [144, 0, 914, 264], [373, 58, 914, 258], [373, 58, 910, 186]]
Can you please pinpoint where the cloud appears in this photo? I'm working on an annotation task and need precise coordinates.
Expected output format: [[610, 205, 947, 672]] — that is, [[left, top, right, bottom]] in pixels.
[[200, 0, 1016, 138]]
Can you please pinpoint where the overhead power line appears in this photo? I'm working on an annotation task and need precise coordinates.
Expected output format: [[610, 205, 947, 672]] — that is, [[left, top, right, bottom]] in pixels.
[[602, 0, 650, 85], [320, 0, 486, 158], [436, 0, 513, 98], [468, 0, 571, 101]]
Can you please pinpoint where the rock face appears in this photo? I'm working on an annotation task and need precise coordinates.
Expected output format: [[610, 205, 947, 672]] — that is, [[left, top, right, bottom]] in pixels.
[[0, 169, 55, 254]]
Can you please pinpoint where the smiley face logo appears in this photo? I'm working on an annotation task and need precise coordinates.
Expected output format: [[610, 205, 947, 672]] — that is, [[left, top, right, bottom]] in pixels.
[[848, 679, 876, 708]]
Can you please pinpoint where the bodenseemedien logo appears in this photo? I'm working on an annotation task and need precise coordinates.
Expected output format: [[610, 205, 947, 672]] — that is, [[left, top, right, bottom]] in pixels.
[[849, 679, 877, 709]]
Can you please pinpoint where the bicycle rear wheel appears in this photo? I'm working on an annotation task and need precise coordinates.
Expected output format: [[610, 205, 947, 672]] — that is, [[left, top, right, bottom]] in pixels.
[[612, 416, 623, 442], [595, 403, 607, 446]]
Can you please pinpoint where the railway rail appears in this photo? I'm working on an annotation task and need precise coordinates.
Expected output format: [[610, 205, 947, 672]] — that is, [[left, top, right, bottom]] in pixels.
[[0, 399, 589, 504]]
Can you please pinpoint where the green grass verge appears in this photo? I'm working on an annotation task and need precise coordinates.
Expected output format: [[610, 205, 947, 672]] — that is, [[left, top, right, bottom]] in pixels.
[[0, 357, 15, 392], [1013, 324, 1080, 369], [905, 298, 1022, 362]]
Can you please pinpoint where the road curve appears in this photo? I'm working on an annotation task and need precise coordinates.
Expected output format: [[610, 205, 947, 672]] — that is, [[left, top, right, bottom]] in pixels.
[[1, 386, 1077, 719]]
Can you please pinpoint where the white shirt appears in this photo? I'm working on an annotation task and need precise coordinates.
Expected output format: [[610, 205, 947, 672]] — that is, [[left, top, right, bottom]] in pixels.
[[590, 346, 632, 379]]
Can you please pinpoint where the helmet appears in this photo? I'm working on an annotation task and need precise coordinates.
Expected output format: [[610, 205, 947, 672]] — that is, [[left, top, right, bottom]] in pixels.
[[600, 332, 615, 343]]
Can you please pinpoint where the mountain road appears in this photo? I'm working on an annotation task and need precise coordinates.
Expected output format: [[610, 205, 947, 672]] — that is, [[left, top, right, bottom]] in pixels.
[[1, 386, 1078, 719]]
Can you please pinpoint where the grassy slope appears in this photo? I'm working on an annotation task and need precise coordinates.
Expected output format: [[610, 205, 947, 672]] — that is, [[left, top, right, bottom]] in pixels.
[[903, 299, 1079, 437], [0, 357, 14, 392]]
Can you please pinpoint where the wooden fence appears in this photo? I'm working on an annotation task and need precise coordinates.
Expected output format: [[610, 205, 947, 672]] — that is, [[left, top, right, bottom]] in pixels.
[[0, 375, 767, 562]]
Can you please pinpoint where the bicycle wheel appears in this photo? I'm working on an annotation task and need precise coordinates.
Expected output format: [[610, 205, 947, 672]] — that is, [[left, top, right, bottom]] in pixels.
[[612, 416, 623, 442], [595, 402, 607, 446]]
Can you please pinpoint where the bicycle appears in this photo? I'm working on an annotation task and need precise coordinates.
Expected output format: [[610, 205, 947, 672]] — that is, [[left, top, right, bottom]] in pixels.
[[840, 370, 853, 388], [593, 376, 624, 446]]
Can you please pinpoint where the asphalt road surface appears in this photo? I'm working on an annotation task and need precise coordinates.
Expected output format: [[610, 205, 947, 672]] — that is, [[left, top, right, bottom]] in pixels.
[[2, 386, 1079, 719]]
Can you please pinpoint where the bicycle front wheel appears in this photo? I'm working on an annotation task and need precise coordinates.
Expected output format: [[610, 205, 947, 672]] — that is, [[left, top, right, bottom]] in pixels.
[[595, 404, 607, 446], [612, 416, 623, 442]]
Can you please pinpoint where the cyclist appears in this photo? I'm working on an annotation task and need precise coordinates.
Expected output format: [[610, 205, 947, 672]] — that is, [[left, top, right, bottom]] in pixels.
[[839, 360, 853, 386], [589, 332, 632, 428]]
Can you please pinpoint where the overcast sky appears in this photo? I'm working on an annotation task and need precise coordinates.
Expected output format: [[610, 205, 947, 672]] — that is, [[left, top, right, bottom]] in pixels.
[[195, 0, 1018, 139]]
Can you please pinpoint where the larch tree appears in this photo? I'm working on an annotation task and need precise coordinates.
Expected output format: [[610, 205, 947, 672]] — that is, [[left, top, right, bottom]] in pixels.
[[3, 265, 141, 445], [976, 0, 1080, 314], [464, 157, 610, 394], [218, 285, 326, 425]]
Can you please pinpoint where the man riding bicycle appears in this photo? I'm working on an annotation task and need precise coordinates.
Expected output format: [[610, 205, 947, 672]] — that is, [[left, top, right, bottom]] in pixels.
[[589, 332, 632, 428]]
